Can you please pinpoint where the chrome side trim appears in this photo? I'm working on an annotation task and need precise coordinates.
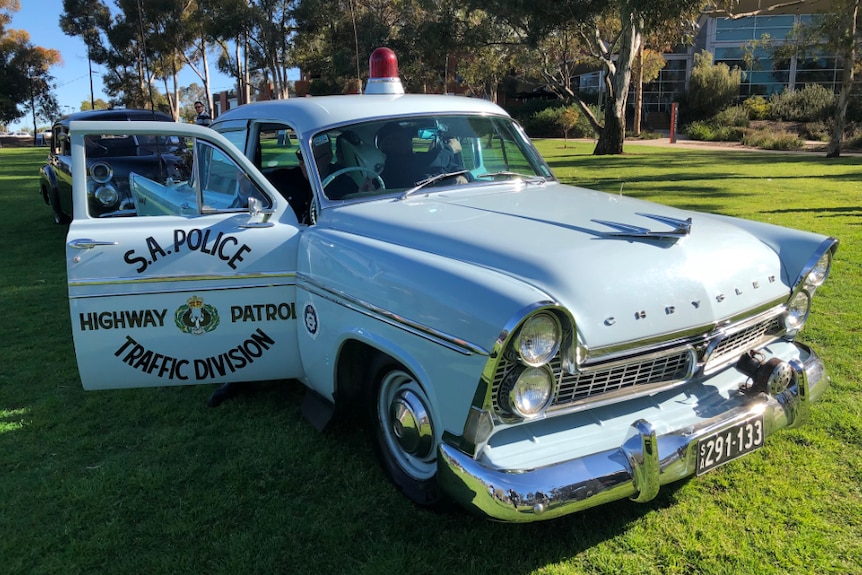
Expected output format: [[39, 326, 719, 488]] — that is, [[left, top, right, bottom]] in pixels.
[[69, 271, 296, 287], [68, 272, 296, 299], [437, 343, 827, 522], [296, 273, 489, 357]]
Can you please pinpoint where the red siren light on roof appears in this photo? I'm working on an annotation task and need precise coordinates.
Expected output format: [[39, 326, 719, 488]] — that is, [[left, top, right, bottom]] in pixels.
[[365, 47, 404, 95]]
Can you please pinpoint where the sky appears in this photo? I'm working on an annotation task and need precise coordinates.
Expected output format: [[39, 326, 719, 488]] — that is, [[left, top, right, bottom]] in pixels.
[[7, 0, 240, 130]]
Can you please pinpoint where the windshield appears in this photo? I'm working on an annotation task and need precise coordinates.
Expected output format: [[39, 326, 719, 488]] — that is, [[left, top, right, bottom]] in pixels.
[[309, 114, 554, 201]]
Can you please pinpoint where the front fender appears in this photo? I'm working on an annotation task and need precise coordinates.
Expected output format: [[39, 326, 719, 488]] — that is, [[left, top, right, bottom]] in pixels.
[[300, 227, 553, 354], [701, 213, 839, 288], [296, 226, 553, 434], [39, 164, 59, 203]]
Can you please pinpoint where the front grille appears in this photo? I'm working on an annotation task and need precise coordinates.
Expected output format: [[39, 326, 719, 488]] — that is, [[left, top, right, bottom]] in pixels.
[[553, 349, 692, 406], [706, 316, 783, 370], [489, 309, 786, 417]]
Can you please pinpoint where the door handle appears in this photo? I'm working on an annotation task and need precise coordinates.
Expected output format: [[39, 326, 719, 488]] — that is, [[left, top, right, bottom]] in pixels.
[[68, 239, 119, 250]]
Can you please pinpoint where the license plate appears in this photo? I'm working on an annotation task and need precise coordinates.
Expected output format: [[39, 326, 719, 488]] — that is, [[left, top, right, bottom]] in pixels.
[[696, 415, 765, 475]]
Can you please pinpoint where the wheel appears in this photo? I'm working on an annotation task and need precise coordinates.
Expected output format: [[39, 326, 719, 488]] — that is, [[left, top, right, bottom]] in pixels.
[[46, 185, 71, 225], [366, 359, 441, 506]]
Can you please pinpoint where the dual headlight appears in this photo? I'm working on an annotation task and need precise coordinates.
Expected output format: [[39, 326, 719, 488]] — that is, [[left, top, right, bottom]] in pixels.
[[785, 249, 833, 334], [501, 312, 563, 419], [88, 161, 119, 207]]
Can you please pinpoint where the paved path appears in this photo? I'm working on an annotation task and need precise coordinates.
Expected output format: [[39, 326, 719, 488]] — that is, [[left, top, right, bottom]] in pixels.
[[572, 135, 862, 156]]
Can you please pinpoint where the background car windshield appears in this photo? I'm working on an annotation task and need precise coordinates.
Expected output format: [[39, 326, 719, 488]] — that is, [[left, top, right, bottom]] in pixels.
[[313, 115, 553, 200]]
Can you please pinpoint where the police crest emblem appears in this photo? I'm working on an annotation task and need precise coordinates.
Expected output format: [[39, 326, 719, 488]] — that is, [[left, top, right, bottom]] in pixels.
[[175, 295, 220, 335]]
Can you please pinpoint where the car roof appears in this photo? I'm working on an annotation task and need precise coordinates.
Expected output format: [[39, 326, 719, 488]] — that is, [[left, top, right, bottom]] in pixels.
[[212, 94, 509, 135], [55, 109, 174, 127]]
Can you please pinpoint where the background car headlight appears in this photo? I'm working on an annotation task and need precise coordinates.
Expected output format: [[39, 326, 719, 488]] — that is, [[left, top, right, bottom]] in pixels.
[[505, 365, 554, 418], [93, 184, 119, 207], [89, 161, 113, 184], [516, 312, 561, 366], [785, 290, 811, 331]]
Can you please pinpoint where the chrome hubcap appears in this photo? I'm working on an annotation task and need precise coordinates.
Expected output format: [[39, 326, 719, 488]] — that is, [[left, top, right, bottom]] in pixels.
[[390, 389, 433, 458]]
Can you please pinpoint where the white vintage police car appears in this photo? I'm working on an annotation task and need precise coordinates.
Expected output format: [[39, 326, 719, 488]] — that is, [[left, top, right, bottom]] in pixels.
[[65, 49, 837, 521]]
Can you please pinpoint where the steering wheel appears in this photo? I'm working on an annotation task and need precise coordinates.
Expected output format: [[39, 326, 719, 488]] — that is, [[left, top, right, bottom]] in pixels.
[[322, 166, 385, 191]]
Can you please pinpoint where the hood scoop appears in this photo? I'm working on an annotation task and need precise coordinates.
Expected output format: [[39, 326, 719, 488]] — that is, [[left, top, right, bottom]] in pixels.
[[592, 213, 692, 241]]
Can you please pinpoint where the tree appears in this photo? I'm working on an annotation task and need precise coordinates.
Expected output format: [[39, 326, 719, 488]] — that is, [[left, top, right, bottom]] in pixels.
[[80, 97, 111, 111], [687, 50, 743, 117], [1, 1, 61, 128], [559, 106, 580, 146], [476, 0, 707, 155], [783, 1, 859, 157]]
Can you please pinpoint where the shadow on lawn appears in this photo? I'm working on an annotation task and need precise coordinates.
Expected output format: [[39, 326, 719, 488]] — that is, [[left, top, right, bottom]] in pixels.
[[215, 384, 687, 573]]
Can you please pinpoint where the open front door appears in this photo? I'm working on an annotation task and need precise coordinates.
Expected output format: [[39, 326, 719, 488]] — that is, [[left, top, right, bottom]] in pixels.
[[66, 121, 303, 390]]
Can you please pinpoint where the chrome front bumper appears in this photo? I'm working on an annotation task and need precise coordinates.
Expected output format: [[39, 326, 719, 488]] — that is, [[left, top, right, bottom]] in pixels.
[[437, 343, 828, 522]]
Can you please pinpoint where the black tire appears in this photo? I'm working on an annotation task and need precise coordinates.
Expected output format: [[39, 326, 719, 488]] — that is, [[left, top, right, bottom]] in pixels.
[[366, 357, 442, 506], [46, 186, 70, 225]]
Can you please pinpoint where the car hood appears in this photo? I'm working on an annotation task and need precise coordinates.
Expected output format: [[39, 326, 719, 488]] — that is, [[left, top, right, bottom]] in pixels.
[[325, 183, 793, 349]]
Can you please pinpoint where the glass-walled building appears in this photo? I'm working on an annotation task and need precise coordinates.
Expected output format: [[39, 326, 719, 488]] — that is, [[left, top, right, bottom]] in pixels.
[[706, 14, 843, 96], [630, 12, 850, 116]]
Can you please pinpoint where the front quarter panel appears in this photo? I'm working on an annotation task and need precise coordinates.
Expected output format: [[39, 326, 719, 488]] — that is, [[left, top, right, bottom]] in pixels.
[[296, 224, 553, 434], [701, 212, 839, 288]]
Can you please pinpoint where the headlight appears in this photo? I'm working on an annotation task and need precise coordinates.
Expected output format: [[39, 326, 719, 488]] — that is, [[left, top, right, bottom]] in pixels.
[[93, 184, 119, 206], [804, 251, 832, 289], [503, 365, 554, 418], [515, 312, 562, 366], [785, 290, 811, 331], [89, 161, 113, 184]]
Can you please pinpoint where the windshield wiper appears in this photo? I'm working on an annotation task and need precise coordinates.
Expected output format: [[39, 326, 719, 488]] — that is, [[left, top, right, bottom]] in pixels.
[[401, 170, 471, 199], [480, 171, 547, 185]]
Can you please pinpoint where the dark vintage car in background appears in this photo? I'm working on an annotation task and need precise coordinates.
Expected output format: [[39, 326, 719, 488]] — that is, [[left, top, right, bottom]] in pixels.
[[39, 109, 187, 224]]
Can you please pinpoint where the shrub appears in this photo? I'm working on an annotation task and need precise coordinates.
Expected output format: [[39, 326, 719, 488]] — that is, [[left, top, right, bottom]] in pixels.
[[686, 120, 717, 141], [509, 99, 559, 126], [799, 121, 831, 141], [742, 129, 804, 150], [519, 103, 597, 139], [714, 105, 750, 128], [845, 126, 862, 149], [742, 95, 771, 120], [769, 84, 836, 122], [714, 126, 746, 141], [685, 109, 746, 142], [687, 51, 742, 117], [559, 107, 581, 142]]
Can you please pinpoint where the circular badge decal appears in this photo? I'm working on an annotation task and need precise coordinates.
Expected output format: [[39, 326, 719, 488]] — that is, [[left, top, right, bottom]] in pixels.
[[303, 303, 318, 337]]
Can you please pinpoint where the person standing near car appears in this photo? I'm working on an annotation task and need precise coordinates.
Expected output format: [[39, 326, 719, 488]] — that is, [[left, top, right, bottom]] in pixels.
[[194, 101, 212, 126]]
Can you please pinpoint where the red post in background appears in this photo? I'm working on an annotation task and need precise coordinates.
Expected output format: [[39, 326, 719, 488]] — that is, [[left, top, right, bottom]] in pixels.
[[669, 102, 679, 144]]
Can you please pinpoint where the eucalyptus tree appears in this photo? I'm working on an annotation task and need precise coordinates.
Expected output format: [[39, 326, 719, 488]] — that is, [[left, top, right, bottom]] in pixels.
[[244, 0, 297, 99], [60, 0, 157, 109], [778, 0, 859, 157], [290, 0, 471, 94], [2, 0, 61, 127], [476, 0, 707, 155]]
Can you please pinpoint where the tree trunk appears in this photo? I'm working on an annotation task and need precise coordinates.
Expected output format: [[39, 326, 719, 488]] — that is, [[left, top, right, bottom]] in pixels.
[[594, 102, 626, 155], [826, 0, 858, 158], [593, 11, 642, 155], [201, 38, 214, 113], [633, 43, 643, 138]]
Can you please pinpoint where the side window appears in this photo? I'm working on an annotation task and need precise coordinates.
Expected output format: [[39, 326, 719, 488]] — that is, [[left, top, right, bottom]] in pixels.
[[82, 131, 270, 219], [250, 123, 311, 223], [195, 141, 272, 213], [57, 128, 70, 156], [257, 125, 300, 170]]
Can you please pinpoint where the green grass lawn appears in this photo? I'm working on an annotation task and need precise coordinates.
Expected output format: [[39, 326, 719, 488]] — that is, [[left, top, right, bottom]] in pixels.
[[1, 143, 860, 575]]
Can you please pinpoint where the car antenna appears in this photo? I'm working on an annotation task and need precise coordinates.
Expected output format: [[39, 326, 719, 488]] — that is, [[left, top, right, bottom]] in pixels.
[[619, 182, 625, 196]]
